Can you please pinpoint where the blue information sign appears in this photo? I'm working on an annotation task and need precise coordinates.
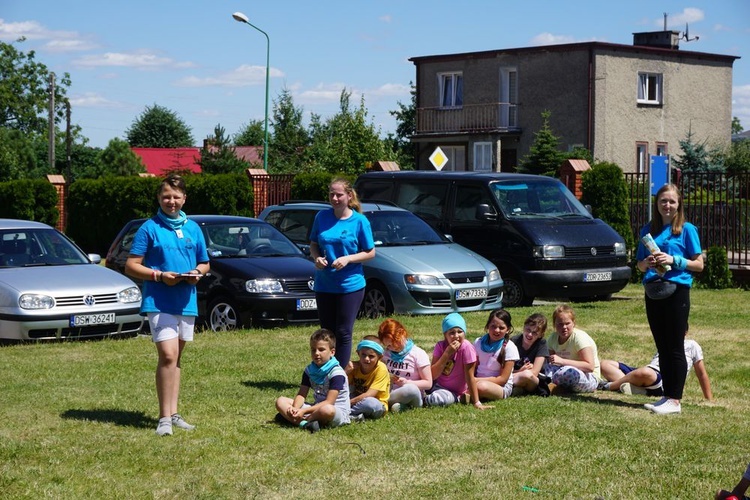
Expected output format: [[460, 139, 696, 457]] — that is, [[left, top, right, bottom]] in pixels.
[[650, 155, 670, 196]]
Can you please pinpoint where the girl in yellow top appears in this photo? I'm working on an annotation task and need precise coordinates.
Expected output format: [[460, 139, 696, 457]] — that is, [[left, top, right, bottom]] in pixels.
[[546, 304, 601, 393], [348, 336, 390, 421]]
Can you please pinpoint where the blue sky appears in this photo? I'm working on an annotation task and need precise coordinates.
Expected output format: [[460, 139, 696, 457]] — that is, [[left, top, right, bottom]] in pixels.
[[2, 1, 749, 148]]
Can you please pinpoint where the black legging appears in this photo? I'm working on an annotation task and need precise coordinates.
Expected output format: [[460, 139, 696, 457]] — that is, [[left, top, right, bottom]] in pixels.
[[316, 288, 365, 368], [645, 285, 690, 400]]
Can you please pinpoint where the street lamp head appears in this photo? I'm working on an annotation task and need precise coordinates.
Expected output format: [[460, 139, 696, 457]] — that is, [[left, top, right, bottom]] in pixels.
[[232, 12, 249, 23]]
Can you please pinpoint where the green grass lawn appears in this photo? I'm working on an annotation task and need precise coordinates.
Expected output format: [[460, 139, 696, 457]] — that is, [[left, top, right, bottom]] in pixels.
[[1, 284, 748, 499]]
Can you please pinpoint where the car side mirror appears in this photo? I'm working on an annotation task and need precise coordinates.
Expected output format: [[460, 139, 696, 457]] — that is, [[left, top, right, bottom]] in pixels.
[[476, 204, 497, 221], [88, 253, 102, 264]]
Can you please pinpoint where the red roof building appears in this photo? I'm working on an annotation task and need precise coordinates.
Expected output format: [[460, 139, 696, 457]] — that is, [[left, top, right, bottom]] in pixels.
[[132, 148, 202, 175]]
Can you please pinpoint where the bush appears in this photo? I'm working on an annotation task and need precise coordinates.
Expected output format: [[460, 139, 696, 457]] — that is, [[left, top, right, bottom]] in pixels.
[[580, 162, 636, 252], [291, 172, 356, 200], [67, 174, 253, 255], [0, 179, 59, 226], [696, 245, 734, 289]]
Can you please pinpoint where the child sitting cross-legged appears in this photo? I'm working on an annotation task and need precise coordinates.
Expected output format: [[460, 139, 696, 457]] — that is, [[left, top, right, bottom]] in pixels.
[[348, 336, 390, 422], [275, 328, 351, 433], [378, 318, 432, 413]]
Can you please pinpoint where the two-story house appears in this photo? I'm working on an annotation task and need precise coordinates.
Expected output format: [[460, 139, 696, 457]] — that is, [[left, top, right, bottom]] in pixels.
[[409, 31, 738, 173]]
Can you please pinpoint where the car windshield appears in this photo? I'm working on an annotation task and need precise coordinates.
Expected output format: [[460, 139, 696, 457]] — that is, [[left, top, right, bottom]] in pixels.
[[490, 180, 592, 218], [0, 228, 89, 267], [203, 221, 303, 258], [366, 211, 448, 247]]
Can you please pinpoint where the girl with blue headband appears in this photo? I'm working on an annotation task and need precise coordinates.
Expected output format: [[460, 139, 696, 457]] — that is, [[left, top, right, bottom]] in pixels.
[[474, 309, 520, 401], [378, 319, 432, 413], [348, 336, 390, 421]]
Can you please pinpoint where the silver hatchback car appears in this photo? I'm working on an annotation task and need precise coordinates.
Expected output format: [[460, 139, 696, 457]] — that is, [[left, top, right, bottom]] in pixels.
[[259, 202, 504, 318], [0, 219, 143, 340]]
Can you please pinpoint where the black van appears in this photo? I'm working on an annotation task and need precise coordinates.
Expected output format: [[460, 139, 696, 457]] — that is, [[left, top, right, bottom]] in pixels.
[[355, 171, 631, 307]]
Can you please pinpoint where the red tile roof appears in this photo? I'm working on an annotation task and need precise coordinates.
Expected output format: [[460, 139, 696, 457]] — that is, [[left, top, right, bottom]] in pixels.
[[132, 148, 202, 175]]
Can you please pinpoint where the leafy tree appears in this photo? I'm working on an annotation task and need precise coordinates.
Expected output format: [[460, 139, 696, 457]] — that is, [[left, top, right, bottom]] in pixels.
[[0, 39, 71, 137], [305, 89, 389, 176], [564, 146, 594, 164], [580, 161, 635, 251], [233, 119, 264, 146], [518, 110, 566, 176], [0, 127, 37, 180], [94, 138, 146, 178], [269, 87, 309, 173], [387, 82, 416, 170], [673, 128, 723, 173], [199, 124, 249, 174], [732, 116, 743, 135], [126, 104, 194, 148], [721, 139, 750, 175]]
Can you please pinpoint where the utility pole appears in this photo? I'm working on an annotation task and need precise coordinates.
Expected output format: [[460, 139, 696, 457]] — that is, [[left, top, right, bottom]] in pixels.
[[48, 73, 55, 171], [66, 100, 72, 180]]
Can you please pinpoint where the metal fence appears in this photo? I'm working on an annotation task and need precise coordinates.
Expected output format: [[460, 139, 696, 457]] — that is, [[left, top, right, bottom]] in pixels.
[[623, 171, 750, 268]]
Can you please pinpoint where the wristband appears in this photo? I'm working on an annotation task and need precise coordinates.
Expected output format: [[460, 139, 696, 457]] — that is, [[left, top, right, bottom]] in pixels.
[[474, 401, 482, 408], [151, 270, 157, 282], [193, 268, 202, 276], [672, 255, 687, 271]]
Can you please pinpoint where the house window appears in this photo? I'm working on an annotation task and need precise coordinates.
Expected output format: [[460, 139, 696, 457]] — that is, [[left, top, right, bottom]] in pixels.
[[637, 73, 663, 104], [473, 142, 492, 171], [636, 142, 649, 174], [499, 67, 518, 127], [439, 72, 463, 108], [437, 145, 466, 171], [656, 142, 668, 156]]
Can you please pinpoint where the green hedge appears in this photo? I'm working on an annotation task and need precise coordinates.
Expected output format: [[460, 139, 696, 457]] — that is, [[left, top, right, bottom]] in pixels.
[[67, 174, 253, 255], [291, 172, 356, 201], [0, 179, 59, 226]]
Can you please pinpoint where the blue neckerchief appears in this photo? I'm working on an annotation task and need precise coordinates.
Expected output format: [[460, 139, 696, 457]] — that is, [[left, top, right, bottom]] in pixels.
[[479, 334, 504, 353], [306, 357, 340, 385], [157, 208, 187, 230], [388, 339, 414, 363]]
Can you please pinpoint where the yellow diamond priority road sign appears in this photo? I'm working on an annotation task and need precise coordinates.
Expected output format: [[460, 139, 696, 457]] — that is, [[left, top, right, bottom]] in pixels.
[[429, 147, 448, 171]]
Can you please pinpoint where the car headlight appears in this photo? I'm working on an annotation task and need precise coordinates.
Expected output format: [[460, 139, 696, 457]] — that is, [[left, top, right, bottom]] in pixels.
[[533, 245, 564, 258], [19, 294, 55, 309], [488, 269, 501, 282], [614, 241, 626, 256], [404, 274, 441, 286], [246, 279, 284, 293], [118, 286, 142, 303]]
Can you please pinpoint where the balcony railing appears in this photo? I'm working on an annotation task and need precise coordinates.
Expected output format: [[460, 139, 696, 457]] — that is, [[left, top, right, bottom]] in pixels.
[[415, 102, 519, 135]]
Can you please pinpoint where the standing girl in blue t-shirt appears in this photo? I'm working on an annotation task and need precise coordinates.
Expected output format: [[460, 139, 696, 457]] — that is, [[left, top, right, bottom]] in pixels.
[[636, 183, 703, 415], [126, 174, 209, 436], [309, 178, 375, 368]]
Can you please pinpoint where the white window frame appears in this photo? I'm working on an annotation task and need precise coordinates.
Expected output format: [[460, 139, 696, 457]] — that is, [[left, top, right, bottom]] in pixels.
[[438, 145, 466, 171], [656, 143, 668, 156], [438, 72, 463, 108], [637, 73, 663, 105], [473, 142, 492, 172], [499, 67, 518, 127], [636, 142, 649, 174]]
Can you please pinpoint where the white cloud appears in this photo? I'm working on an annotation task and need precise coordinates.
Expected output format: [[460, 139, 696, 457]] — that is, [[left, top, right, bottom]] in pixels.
[[530, 33, 577, 46], [0, 18, 96, 52], [379, 15, 392, 23], [297, 83, 348, 104], [367, 83, 411, 97], [72, 51, 192, 70], [175, 65, 284, 87], [733, 84, 750, 127], [660, 8, 704, 29], [195, 109, 221, 117], [68, 92, 123, 108]]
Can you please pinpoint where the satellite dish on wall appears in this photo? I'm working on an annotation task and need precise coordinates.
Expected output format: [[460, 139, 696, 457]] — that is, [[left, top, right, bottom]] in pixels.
[[682, 23, 699, 43]]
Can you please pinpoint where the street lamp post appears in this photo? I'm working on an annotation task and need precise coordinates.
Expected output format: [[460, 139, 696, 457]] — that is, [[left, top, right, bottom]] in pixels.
[[232, 11, 270, 172]]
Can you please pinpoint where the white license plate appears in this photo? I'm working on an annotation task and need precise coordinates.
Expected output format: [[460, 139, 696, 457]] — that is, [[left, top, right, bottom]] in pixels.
[[584, 272, 612, 282], [70, 313, 115, 327], [456, 288, 488, 300], [297, 298, 317, 311]]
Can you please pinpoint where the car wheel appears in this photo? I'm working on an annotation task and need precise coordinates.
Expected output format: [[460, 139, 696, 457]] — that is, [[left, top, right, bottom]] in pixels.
[[502, 276, 534, 307], [359, 283, 393, 319], [208, 297, 240, 331]]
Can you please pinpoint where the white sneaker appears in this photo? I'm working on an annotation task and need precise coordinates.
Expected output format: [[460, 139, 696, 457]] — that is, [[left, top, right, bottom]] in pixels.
[[650, 399, 681, 415], [155, 417, 173, 436], [390, 403, 402, 414], [644, 397, 668, 410], [171, 413, 196, 431], [620, 383, 648, 395]]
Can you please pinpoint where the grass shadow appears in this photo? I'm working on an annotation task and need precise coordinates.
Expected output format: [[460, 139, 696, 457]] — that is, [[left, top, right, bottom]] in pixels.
[[61, 408, 157, 428], [556, 393, 650, 409], [242, 379, 298, 391]]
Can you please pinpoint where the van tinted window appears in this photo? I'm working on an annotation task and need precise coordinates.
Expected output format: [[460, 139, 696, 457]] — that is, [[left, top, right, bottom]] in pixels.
[[357, 181, 393, 203], [491, 180, 589, 217], [396, 183, 448, 223], [453, 184, 495, 222]]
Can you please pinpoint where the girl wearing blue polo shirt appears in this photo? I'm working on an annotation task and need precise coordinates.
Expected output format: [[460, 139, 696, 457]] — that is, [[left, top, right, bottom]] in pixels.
[[636, 183, 703, 415], [309, 178, 375, 368], [126, 175, 209, 436]]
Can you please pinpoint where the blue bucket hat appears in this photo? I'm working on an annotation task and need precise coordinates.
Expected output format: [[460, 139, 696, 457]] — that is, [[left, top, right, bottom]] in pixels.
[[442, 312, 467, 333]]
